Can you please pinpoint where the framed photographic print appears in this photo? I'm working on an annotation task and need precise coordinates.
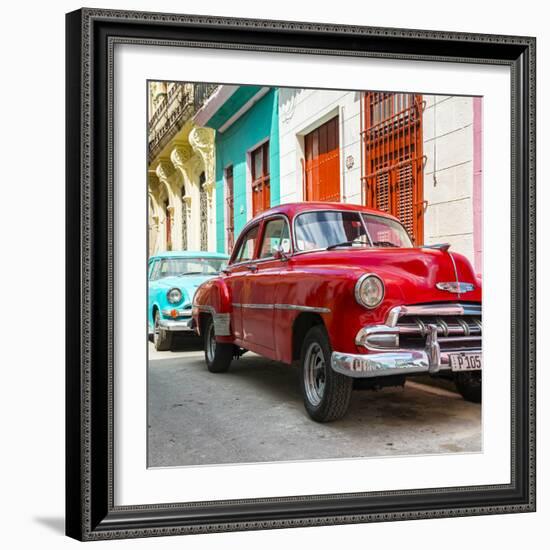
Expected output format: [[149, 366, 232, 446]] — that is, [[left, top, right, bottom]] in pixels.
[[65, 8, 536, 541]]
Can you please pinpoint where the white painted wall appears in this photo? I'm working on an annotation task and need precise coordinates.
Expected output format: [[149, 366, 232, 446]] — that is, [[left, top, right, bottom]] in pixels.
[[279, 90, 477, 262], [423, 95, 475, 260], [278, 88, 363, 205]]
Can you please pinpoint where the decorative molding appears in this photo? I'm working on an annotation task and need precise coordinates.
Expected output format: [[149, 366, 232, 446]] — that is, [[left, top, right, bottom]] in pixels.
[[280, 87, 298, 123], [189, 126, 216, 209], [155, 159, 174, 181], [189, 127, 215, 160], [170, 143, 194, 168]]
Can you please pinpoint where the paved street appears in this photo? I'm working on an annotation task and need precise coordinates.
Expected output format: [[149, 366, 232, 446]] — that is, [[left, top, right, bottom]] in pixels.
[[148, 337, 481, 468]]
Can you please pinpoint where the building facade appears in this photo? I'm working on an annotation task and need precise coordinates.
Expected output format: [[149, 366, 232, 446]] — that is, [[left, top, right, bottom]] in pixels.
[[184, 84, 482, 270], [276, 88, 482, 272], [194, 86, 280, 254], [147, 82, 218, 256]]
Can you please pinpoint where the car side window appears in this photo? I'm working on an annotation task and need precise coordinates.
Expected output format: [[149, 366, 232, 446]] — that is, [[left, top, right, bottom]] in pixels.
[[149, 260, 161, 280], [234, 225, 259, 263], [259, 218, 291, 259]]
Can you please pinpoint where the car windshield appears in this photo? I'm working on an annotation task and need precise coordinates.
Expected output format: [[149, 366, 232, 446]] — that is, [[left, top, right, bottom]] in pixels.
[[156, 258, 227, 278], [294, 210, 413, 251], [362, 214, 413, 248], [294, 211, 370, 251]]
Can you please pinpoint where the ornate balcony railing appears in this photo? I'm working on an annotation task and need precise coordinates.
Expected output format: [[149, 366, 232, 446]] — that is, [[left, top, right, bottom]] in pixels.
[[148, 83, 218, 162], [194, 83, 218, 112]]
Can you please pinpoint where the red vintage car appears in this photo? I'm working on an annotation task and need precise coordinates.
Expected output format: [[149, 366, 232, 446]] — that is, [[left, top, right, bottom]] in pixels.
[[192, 202, 482, 422]]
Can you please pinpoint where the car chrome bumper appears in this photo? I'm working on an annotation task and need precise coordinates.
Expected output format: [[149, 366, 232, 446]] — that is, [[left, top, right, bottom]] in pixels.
[[158, 317, 195, 332], [332, 304, 482, 378], [331, 349, 454, 378]]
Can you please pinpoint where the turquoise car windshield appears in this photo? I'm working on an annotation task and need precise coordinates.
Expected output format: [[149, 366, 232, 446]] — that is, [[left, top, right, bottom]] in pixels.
[[152, 258, 227, 280]]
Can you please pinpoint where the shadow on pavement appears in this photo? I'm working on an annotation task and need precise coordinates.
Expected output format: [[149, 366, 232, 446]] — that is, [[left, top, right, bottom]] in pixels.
[[170, 334, 203, 352]]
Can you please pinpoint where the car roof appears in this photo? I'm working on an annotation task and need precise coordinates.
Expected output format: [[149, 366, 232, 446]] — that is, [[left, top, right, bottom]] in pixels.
[[149, 251, 229, 261], [242, 202, 401, 228]]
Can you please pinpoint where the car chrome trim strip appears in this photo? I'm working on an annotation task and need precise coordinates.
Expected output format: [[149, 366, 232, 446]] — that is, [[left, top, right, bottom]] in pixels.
[[232, 303, 331, 314], [157, 318, 195, 332], [192, 305, 232, 336], [275, 304, 331, 313], [436, 281, 476, 293], [386, 302, 481, 326], [212, 313, 231, 336], [232, 303, 274, 310], [447, 251, 460, 293]]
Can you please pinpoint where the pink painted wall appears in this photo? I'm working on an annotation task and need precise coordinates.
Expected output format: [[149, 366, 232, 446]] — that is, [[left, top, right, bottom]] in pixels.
[[473, 97, 483, 276]]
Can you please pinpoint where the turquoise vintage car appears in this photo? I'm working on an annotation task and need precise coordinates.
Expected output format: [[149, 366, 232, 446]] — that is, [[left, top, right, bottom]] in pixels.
[[148, 251, 229, 350]]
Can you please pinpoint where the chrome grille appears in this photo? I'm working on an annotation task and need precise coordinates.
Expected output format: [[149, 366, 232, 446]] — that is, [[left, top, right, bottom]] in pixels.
[[397, 313, 481, 353]]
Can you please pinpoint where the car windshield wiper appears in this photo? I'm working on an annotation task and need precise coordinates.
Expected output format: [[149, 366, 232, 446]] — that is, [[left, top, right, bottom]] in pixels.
[[372, 240, 399, 248], [177, 271, 205, 276], [326, 239, 370, 250]]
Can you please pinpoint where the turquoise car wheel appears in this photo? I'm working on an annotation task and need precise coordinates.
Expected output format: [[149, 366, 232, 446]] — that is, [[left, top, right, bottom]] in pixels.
[[153, 310, 173, 351]]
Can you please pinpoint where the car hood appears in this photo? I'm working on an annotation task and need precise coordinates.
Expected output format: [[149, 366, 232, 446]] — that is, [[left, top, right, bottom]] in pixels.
[[154, 274, 220, 302], [298, 246, 481, 304]]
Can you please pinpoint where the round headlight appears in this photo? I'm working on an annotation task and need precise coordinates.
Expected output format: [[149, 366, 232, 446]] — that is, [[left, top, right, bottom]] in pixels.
[[355, 274, 384, 309], [167, 288, 183, 304]]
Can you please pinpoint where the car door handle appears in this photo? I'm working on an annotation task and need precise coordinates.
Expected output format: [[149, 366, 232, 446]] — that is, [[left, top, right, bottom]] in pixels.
[[247, 264, 258, 272]]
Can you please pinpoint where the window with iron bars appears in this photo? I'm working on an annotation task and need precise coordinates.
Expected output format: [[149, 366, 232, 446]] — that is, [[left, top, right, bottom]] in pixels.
[[360, 92, 425, 244]]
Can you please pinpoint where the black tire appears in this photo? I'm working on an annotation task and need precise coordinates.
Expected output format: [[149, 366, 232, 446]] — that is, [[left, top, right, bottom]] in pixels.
[[454, 371, 482, 403], [203, 316, 233, 373], [153, 310, 173, 351], [299, 325, 353, 422]]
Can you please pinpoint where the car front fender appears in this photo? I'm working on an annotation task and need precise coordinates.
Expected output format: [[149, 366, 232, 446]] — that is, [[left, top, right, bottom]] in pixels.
[[192, 277, 232, 337]]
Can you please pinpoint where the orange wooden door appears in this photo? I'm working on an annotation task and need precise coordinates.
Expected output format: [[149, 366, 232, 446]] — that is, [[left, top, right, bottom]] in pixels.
[[251, 141, 270, 217], [304, 116, 340, 202]]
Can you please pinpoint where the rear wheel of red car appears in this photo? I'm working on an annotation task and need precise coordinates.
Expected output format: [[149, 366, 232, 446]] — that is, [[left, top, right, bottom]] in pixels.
[[300, 325, 353, 422], [153, 310, 173, 351], [454, 371, 482, 403], [204, 316, 233, 373]]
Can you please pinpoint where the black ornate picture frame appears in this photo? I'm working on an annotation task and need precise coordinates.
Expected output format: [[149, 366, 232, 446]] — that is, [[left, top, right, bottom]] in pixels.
[[66, 8, 536, 541]]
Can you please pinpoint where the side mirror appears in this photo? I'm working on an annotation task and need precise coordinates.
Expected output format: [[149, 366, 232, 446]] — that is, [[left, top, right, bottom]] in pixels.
[[273, 244, 288, 261]]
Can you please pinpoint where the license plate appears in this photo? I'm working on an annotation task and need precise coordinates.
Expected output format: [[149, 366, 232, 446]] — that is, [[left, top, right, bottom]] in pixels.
[[449, 352, 482, 372]]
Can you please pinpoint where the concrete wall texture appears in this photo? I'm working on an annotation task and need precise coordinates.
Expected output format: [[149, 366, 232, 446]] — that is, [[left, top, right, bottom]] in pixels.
[[276, 89, 481, 265], [422, 94, 480, 264]]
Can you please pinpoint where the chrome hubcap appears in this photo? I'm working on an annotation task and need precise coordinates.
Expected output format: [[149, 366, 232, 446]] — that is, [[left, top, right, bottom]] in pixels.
[[206, 323, 216, 362], [304, 342, 326, 406]]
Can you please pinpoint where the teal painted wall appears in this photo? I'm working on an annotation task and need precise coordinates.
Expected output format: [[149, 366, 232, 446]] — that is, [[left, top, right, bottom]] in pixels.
[[214, 88, 280, 253]]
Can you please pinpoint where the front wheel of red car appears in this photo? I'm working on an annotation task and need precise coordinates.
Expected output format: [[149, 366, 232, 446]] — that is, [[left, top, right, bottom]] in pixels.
[[300, 325, 353, 422], [203, 316, 233, 373]]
